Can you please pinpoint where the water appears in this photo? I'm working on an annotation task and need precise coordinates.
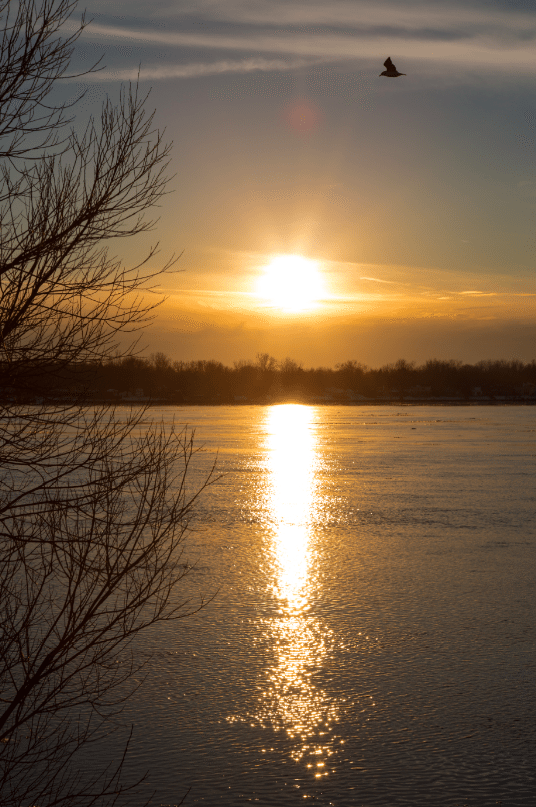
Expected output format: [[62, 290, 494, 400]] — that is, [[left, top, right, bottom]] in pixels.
[[118, 405, 536, 806]]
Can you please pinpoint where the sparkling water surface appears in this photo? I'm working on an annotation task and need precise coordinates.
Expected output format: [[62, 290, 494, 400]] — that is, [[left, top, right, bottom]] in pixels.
[[118, 405, 536, 806]]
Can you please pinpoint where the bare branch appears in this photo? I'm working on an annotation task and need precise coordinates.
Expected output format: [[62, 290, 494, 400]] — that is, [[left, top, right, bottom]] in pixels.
[[0, 2, 212, 805]]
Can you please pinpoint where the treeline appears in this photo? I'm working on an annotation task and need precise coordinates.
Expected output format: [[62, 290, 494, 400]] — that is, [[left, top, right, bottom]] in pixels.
[[5, 353, 536, 403]]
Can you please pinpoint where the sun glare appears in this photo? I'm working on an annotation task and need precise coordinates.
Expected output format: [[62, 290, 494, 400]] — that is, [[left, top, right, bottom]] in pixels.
[[256, 254, 325, 312]]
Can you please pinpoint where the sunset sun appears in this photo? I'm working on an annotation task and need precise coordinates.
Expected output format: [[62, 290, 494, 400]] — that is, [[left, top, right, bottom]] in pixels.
[[256, 254, 325, 312]]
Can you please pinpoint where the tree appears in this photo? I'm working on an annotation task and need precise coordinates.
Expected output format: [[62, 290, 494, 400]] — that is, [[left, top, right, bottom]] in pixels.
[[0, 2, 213, 805], [0, 0, 94, 161], [0, 0, 176, 392]]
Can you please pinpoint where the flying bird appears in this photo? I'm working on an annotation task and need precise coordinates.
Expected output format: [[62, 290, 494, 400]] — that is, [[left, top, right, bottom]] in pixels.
[[380, 57, 406, 77]]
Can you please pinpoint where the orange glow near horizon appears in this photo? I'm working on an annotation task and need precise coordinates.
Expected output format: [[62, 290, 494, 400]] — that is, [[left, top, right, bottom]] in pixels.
[[256, 254, 326, 312]]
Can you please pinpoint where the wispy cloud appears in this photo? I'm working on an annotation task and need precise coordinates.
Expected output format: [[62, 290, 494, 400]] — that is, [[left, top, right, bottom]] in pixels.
[[78, 1, 536, 76], [360, 276, 396, 284], [181, 0, 535, 33], [458, 290, 498, 296], [90, 56, 325, 82]]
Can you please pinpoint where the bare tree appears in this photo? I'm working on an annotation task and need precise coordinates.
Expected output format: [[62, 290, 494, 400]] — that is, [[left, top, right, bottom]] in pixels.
[[0, 0, 97, 161], [0, 415, 213, 807], [0, 2, 213, 805], [0, 81, 174, 388]]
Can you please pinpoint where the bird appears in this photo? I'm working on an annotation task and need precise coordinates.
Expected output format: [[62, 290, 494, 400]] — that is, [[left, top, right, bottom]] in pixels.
[[380, 57, 406, 77]]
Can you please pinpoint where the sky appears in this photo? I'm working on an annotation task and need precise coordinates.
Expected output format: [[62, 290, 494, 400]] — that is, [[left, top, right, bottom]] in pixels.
[[67, 0, 536, 367]]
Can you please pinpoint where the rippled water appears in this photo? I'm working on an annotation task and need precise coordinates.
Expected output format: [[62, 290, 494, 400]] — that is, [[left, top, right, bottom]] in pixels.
[[119, 405, 536, 806]]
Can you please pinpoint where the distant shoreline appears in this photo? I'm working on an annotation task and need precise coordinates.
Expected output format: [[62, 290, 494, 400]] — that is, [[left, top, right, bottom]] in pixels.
[[59, 398, 536, 407]]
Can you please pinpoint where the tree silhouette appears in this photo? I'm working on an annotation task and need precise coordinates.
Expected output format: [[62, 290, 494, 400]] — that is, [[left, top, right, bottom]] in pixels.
[[0, 2, 213, 805]]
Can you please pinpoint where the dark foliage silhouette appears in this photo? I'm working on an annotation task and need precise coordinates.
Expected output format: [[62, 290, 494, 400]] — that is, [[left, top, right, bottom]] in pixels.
[[40, 353, 536, 404]]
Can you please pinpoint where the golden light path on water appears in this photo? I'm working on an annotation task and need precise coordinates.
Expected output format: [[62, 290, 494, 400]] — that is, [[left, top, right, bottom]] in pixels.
[[253, 405, 341, 777]]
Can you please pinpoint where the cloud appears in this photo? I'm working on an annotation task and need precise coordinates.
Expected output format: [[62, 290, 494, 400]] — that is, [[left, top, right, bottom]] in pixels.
[[90, 56, 325, 82], [458, 290, 498, 296], [77, 2, 536, 77], [184, 0, 535, 33], [360, 276, 396, 284]]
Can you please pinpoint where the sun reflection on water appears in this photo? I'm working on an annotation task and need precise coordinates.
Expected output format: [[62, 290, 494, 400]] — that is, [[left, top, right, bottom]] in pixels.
[[265, 404, 317, 612], [251, 405, 340, 776]]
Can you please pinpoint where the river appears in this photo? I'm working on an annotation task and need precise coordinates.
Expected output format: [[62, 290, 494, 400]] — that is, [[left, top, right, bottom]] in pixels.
[[117, 404, 536, 806]]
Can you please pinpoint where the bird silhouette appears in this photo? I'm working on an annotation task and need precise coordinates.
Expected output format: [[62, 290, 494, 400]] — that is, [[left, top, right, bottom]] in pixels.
[[380, 57, 406, 77]]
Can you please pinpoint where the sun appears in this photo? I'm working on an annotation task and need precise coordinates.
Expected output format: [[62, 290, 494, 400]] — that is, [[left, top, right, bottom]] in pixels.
[[256, 254, 325, 312]]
